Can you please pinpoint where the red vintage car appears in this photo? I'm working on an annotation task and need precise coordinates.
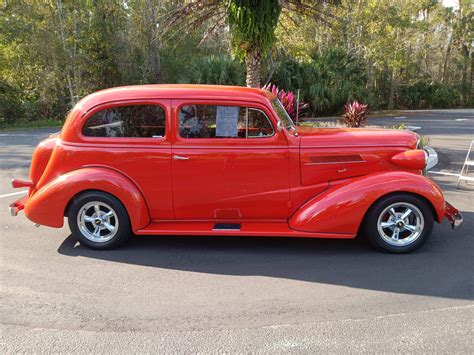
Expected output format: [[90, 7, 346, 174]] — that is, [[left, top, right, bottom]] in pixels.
[[9, 85, 462, 252]]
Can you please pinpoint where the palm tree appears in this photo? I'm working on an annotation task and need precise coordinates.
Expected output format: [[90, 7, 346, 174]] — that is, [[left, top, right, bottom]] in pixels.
[[160, 0, 336, 88]]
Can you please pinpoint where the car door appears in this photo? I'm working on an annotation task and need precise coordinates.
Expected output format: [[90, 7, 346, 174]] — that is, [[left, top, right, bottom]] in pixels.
[[80, 100, 174, 220], [171, 99, 290, 220]]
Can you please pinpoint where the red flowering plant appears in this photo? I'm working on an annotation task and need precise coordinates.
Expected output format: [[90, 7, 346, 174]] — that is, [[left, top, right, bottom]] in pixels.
[[340, 101, 369, 127], [261, 83, 308, 122]]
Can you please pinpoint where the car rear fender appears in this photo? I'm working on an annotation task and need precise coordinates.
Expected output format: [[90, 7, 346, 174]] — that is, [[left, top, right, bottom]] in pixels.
[[289, 172, 445, 235], [29, 137, 58, 186], [24, 167, 150, 231]]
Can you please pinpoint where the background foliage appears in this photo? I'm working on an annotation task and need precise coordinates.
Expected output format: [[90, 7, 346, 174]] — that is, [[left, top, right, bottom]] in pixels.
[[0, 0, 472, 127]]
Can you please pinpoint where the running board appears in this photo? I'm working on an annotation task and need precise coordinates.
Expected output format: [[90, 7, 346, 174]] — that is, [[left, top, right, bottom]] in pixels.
[[135, 221, 354, 239]]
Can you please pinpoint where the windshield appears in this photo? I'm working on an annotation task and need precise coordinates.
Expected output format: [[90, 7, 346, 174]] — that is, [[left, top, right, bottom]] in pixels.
[[271, 98, 296, 131]]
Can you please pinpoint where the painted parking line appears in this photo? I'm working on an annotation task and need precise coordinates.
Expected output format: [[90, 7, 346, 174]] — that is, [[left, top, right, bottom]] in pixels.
[[0, 190, 28, 198], [0, 134, 44, 137], [428, 171, 460, 177], [429, 126, 474, 129]]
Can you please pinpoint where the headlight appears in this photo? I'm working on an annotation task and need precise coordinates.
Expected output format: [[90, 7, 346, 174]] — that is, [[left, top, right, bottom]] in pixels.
[[391, 150, 427, 170]]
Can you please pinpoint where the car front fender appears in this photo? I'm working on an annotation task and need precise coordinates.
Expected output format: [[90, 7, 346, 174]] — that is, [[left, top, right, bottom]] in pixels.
[[289, 172, 445, 235], [24, 167, 150, 231]]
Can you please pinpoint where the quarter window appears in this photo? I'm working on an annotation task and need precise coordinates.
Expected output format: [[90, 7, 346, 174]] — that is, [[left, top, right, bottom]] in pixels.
[[271, 98, 296, 131], [179, 105, 274, 139], [83, 105, 166, 138]]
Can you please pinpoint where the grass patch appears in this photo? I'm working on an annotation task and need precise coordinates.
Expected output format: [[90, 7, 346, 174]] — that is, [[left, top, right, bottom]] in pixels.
[[0, 119, 63, 131], [298, 120, 341, 128]]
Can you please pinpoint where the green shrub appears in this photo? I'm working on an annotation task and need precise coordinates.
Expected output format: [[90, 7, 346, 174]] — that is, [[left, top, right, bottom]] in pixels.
[[398, 81, 461, 109], [179, 55, 245, 86], [270, 48, 369, 116], [0, 81, 24, 125]]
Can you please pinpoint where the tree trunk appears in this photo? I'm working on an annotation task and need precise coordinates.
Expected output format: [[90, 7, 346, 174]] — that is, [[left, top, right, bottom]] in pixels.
[[388, 68, 397, 110], [367, 62, 374, 91], [146, 0, 160, 82], [441, 32, 453, 84], [460, 44, 469, 104], [245, 46, 262, 88], [56, 0, 75, 105], [470, 50, 474, 102]]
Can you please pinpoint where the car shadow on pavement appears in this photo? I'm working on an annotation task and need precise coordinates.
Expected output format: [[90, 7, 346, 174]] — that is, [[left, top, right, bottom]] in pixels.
[[58, 212, 473, 300]]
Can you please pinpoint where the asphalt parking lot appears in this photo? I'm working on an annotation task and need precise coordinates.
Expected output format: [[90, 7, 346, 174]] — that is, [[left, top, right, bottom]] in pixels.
[[1, 109, 473, 352]]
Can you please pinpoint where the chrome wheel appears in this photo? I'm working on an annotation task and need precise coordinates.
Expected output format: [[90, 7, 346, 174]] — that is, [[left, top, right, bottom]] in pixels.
[[377, 202, 424, 247], [77, 201, 119, 243]]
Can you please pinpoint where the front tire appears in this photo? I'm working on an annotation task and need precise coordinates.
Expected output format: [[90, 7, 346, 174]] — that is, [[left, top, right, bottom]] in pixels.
[[363, 193, 434, 253], [68, 191, 131, 250]]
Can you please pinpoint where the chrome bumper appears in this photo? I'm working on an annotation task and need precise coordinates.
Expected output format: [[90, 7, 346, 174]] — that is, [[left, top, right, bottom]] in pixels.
[[9, 197, 26, 217], [452, 214, 463, 229], [445, 201, 463, 230], [9, 206, 18, 216], [424, 146, 438, 171]]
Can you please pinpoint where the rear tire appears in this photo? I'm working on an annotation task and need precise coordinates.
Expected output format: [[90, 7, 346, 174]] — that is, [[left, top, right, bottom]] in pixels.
[[363, 193, 434, 253], [68, 191, 131, 250]]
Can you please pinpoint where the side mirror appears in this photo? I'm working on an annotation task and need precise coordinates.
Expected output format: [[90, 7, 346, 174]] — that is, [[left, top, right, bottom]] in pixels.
[[277, 120, 283, 131]]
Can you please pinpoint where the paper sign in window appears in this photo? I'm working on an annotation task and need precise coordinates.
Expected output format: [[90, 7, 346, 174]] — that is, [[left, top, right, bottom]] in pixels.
[[216, 106, 239, 137]]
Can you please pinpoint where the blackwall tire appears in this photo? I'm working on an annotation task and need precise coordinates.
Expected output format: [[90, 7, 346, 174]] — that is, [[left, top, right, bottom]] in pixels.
[[68, 191, 131, 250], [363, 193, 434, 253]]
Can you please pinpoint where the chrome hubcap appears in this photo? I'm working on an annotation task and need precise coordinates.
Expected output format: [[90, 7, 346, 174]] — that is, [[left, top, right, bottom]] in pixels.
[[77, 201, 118, 243], [377, 202, 424, 247]]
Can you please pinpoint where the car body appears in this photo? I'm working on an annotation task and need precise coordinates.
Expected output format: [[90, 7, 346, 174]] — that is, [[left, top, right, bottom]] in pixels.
[[9, 84, 463, 252]]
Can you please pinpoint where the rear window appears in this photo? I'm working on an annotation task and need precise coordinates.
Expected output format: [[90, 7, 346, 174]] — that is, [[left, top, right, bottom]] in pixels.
[[83, 105, 166, 138]]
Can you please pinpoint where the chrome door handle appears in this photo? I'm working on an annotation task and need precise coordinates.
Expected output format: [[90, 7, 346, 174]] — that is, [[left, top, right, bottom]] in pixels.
[[173, 155, 189, 160]]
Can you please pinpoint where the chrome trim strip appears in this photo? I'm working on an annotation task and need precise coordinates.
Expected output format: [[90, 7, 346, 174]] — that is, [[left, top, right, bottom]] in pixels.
[[305, 160, 365, 166]]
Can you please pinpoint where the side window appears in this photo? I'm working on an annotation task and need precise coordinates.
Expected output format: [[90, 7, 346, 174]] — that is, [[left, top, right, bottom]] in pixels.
[[179, 105, 274, 139], [246, 108, 274, 137], [83, 105, 166, 138]]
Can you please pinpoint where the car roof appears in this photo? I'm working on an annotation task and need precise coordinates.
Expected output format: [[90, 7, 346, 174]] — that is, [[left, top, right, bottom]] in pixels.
[[75, 84, 276, 113]]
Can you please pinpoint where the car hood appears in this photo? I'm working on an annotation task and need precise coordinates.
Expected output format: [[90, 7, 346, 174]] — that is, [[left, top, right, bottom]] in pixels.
[[297, 126, 418, 149]]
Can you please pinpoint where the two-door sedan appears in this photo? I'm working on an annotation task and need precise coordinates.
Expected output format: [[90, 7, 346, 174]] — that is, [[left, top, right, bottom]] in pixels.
[[9, 85, 462, 252]]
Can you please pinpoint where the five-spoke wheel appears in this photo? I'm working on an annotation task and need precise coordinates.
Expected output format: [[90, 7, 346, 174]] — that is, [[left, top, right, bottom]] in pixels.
[[68, 191, 131, 249], [77, 201, 119, 243], [364, 194, 434, 253], [377, 202, 424, 247]]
